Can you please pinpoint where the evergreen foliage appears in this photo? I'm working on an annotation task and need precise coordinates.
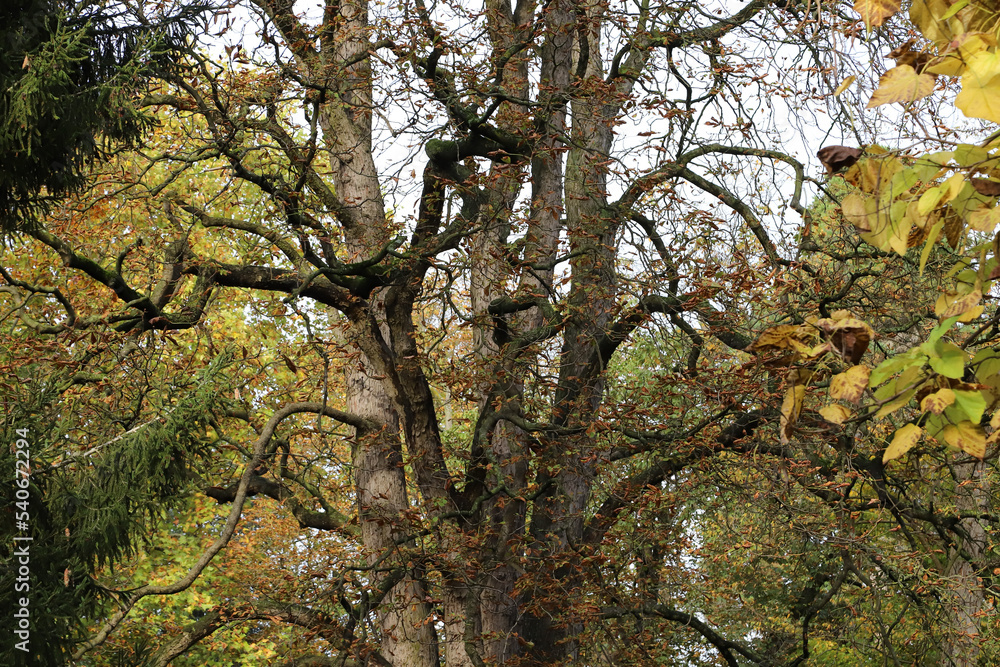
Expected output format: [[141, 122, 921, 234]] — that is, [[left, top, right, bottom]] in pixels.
[[0, 355, 231, 666], [0, 0, 203, 233]]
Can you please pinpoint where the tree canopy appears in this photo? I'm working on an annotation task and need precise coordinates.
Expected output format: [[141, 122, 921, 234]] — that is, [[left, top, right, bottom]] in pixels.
[[0, 0, 204, 231], [2, 0, 1000, 666]]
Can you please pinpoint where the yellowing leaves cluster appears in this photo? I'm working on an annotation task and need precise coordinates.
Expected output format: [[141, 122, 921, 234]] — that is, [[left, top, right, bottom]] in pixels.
[[860, 0, 1000, 124]]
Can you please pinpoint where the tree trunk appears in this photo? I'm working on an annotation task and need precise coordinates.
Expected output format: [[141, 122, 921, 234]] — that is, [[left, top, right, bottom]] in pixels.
[[938, 460, 989, 667]]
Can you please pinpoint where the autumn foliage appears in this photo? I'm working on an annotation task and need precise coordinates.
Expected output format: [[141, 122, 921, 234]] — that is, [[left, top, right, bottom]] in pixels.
[[2, 1, 1000, 666]]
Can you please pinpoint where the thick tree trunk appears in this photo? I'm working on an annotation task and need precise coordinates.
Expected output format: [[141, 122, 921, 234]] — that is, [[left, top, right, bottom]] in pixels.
[[320, 2, 439, 660], [347, 364, 439, 666]]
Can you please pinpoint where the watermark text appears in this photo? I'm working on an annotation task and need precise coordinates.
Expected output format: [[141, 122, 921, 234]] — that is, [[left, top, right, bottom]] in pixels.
[[12, 427, 32, 653]]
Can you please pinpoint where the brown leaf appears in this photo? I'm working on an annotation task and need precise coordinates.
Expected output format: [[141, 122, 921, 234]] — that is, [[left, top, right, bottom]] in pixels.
[[889, 39, 931, 73], [816, 311, 874, 363], [907, 223, 929, 248], [944, 210, 964, 249], [817, 145, 862, 176], [971, 178, 1000, 196], [832, 329, 871, 364]]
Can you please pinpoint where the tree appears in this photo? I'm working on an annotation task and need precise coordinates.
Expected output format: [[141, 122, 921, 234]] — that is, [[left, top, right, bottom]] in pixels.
[[0, 0, 205, 232], [2, 0, 1000, 665]]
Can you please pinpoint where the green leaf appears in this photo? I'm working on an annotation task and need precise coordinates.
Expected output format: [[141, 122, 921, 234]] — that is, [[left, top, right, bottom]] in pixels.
[[973, 349, 1000, 381], [953, 389, 987, 424], [928, 342, 966, 379], [875, 386, 918, 419], [873, 366, 923, 418], [925, 316, 960, 347], [941, 0, 969, 20], [869, 351, 924, 387], [919, 216, 945, 276], [955, 143, 990, 167]]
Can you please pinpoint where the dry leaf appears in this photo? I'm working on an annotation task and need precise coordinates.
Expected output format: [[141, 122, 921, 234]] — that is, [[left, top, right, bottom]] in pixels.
[[889, 39, 931, 72], [971, 178, 1000, 196], [834, 76, 857, 97], [818, 145, 862, 175], [944, 210, 964, 249]]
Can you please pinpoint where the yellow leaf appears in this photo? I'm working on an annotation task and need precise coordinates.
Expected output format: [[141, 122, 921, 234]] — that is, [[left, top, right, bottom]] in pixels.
[[941, 173, 968, 204], [819, 404, 852, 425], [747, 324, 810, 353], [957, 51, 1000, 123], [935, 288, 982, 318], [909, 0, 962, 45], [841, 193, 876, 232], [888, 219, 911, 255], [920, 215, 945, 275], [829, 365, 871, 404], [835, 75, 856, 97], [883, 424, 923, 463], [918, 186, 946, 215], [846, 154, 903, 193], [780, 384, 806, 445], [920, 387, 955, 414], [941, 421, 986, 458], [959, 305, 985, 323], [925, 31, 996, 76], [855, 0, 901, 29], [867, 65, 936, 108], [968, 206, 1000, 232]]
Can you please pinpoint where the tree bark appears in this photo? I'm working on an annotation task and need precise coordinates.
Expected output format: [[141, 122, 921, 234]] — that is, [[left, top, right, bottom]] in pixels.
[[939, 460, 989, 667]]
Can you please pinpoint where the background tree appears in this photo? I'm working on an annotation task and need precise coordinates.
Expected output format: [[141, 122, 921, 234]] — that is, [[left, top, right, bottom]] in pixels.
[[3, 0, 1000, 666], [0, 0, 206, 232]]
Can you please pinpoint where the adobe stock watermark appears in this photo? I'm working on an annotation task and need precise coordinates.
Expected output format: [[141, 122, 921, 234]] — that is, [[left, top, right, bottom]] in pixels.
[[12, 428, 32, 653]]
